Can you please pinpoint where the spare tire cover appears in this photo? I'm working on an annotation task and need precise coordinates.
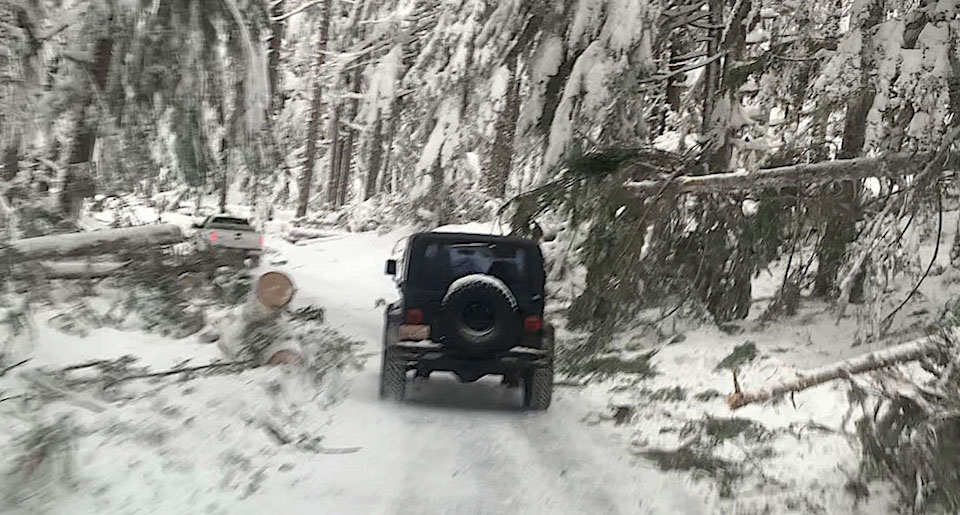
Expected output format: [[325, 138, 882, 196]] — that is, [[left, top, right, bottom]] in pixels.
[[440, 274, 520, 354]]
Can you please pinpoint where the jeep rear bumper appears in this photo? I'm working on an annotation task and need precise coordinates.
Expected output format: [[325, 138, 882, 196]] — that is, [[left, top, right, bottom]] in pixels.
[[390, 341, 550, 383]]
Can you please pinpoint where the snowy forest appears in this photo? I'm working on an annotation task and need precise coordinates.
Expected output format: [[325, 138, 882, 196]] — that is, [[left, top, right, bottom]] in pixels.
[[3, 0, 960, 513]]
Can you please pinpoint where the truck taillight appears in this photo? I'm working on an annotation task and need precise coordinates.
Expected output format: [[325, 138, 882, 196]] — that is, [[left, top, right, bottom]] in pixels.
[[524, 315, 542, 332], [405, 308, 423, 324], [259, 236, 264, 247], [210, 231, 219, 242]]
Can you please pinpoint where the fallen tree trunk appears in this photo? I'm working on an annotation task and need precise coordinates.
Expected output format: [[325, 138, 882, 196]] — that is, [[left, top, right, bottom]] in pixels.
[[625, 151, 960, 195], [283, 227, 336, 243], [217, 271, 302, 366], [727, 333, 952, 410], [6, 224, 184, 259], [35, 260, 131, 279]]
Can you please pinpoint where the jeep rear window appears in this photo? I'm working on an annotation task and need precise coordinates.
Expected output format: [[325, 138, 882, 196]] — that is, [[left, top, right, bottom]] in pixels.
[[415, 242, 530, 293]]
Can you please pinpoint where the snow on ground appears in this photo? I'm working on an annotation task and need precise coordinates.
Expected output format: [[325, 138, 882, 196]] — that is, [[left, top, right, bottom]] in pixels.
[[263, 227, 710, 514], [6, 198, 946, 513], [1, 221, 710, 514]]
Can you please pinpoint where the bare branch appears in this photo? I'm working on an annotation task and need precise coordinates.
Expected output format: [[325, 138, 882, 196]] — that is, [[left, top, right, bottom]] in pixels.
[[641, 51, 727, 83], [0, 359, 30, 377], [270, 0, 324, 22]]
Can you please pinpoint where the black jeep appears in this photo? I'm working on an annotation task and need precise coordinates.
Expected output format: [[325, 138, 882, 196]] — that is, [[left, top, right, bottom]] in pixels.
[[380, 232, 554, 410]]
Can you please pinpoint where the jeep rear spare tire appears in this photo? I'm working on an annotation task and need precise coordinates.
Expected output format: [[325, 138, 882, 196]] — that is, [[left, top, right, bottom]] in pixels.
[[440, 274, 520, 354]]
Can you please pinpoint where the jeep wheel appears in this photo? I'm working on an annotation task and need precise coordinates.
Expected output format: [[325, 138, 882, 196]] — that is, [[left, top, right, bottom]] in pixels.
[[440, 274, 520, 354], [523, 365, 553, 410], [379, 346, 406, 401], [523, 322, 554, 410]]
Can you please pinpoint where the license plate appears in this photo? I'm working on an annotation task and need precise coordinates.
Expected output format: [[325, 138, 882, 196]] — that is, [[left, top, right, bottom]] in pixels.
[[399, 324, 430, 341]]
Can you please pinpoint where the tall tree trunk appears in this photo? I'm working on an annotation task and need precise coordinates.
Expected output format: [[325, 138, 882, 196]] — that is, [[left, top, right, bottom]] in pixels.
[[219, 137, 229, 212], [337, 131, 352, 206], [325, 106, 342, 205], [3, 132, 20, 181], [267, 0, 285, 114], [380, 97, 404, 195], [485, 57, 521, 198], [63, 24, 114, 219], [335, 68, 362, 207], [295, 0, 333, 218], [364, 116, 384, 200], [701, 0, 722, 137], [813, 0, 884, 299]]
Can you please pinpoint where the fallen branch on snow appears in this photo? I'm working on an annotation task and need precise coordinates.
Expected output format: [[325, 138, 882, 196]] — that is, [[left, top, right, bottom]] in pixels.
[[103, 360, 255, 387], [0, 359, 30, 377], [261, 420, 361, 454], [727, 333, 952, 410]]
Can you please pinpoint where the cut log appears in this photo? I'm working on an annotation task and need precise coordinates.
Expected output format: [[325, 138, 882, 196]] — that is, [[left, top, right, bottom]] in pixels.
[[624, 151, 960, 195], [256, 271, 296, 310], [727, 334, 951, 410], [7, 224, 184, 259], [217, 271, 302, 366]]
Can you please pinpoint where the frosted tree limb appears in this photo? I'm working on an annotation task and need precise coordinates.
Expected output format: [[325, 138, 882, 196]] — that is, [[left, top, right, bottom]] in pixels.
[[624, 151, 960, 195], [727, 333, 952, 410], [270, 0, 325, 22]]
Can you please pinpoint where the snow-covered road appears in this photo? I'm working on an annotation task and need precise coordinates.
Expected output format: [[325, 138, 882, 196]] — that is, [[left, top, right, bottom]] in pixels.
[[263, 229, 708, 514]]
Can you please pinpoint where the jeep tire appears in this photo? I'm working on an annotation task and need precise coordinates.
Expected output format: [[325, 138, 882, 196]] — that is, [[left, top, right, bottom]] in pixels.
[[523, 323, 554, 410], [440, 274, 520, 355], [379, 345, 406, 401]]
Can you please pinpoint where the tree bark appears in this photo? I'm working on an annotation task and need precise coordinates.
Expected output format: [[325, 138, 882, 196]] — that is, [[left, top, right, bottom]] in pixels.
[[3, 133, 19, 181], [9, 224, 184, 259], [295, 0, 333, 218], [337, 132, 352, 207], [363, 116, 384, 200], [727, 333, 948, 410], [218, 135, 229, 212], [335, 68, 362, 207], [485, 57, 520, 198], [700, 0, 722, 137], [62, 25, 114, 219], [267, 0, 286, 114], [325, 106, 342, 205]]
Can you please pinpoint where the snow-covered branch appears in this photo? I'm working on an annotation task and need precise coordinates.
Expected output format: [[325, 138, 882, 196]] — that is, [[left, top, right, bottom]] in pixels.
[[270, 0, 325, 22], [624, 151, 960, 195], [727, 333, 953, 410], [641, 51, 728, 83]]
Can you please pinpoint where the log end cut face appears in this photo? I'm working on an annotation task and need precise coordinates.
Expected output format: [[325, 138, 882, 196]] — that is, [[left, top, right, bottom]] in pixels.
[[256, 271, 295, 309]]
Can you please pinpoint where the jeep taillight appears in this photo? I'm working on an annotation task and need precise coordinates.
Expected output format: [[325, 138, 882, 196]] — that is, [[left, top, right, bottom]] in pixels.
[[210, 231, 219, 242], [524, 315, 542, 332], [405, 308, 424, 324]]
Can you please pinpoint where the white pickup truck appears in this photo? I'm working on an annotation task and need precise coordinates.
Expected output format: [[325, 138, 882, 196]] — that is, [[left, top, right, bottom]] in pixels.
[[192, 214, 263, 267]]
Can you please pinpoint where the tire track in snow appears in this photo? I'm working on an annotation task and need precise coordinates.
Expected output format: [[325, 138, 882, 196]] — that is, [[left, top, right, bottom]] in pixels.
[[274, 230, 708, 514]]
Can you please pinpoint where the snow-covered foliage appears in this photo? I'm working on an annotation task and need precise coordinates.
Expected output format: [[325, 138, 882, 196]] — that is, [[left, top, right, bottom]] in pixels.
[[5, 1, 960, 512]]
